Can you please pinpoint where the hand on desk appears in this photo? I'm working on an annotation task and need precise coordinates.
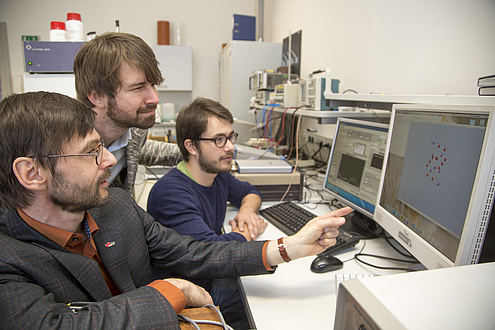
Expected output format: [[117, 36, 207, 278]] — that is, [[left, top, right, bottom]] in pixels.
[[229, 212, 267, 241], [266, 206, 352, 266], [164, 278, 213, 308], [230, 194, 267, 240]]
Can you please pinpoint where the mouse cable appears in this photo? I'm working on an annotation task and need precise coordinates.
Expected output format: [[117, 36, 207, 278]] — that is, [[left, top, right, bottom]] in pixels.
[[177, 304, 234, 330], [354, 253, 420, 272], [342, 238, 367, 264], [380, 232, 418, 260], [342, 238, 419, 272]]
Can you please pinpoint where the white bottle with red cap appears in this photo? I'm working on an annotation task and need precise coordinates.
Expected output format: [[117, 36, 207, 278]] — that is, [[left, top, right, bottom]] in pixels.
[[49, 21, 66, 41], [66, 12, 84, 41]]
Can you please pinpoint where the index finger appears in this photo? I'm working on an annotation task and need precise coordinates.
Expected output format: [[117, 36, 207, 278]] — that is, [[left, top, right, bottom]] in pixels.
[[321, 206, 353, 218], [313, 209, 350, 231]]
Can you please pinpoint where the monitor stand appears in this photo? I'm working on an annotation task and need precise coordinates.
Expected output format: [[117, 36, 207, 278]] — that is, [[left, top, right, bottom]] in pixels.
[[340, 211, 382, 239]]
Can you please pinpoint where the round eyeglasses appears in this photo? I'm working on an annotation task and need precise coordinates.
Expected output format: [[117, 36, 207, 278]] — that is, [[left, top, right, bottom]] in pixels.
[[44, 142, 105, 165], [196, 133, 238, 148]]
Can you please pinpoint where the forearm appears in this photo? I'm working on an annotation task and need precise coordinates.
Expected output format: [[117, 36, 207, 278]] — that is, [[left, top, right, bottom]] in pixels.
[[238, 193, 261, 214], [0, 279, 179, 329], [264, 208, 350, 267], [265, 236, 302, 266], [234, 193, 266, 240]]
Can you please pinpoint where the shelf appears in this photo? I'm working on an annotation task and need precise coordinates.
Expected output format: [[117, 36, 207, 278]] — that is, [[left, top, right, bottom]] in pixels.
[[256, 94, 495, 125], [257, 105, 390, 124], [323, 93, 495, 110]]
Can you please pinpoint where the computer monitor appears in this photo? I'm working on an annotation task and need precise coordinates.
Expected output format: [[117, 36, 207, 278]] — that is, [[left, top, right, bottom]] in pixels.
[[375, 103, 495, 269], [281, 30, 301, 76], [323, 118, 389, 224]]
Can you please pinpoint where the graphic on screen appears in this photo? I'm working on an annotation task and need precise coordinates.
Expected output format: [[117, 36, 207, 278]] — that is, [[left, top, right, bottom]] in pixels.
[[422, 139, 453, 187], [324, 119, 388, 218], [380, 110, 488, 262]]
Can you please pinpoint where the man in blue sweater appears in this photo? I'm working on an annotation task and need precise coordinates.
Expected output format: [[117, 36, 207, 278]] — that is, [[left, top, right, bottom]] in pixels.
[[147, 97, 268, 328], [148, 98, 266, 242]]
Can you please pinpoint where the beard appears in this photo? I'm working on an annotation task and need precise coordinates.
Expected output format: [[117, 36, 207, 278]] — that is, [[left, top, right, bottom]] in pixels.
[[197, 147, 233, 174], [49, 169, 111, 213], [107, 98, 156, 130]]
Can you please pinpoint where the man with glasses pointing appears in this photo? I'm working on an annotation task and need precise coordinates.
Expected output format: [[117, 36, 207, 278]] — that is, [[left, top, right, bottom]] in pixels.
[[147, 97, 268, 328], [0, 92, 350, 328]]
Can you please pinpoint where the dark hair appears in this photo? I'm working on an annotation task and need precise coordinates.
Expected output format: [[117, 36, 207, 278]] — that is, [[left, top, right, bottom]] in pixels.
[[73, 32, 163, 108], [0, 92, 96, 210], [176, 98, 234, 161]]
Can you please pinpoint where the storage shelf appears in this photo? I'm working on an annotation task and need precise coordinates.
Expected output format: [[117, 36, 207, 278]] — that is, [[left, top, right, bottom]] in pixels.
[[256, 94, 495, 125], [323, 93, 495, 110], [257, 105, 390, 124]]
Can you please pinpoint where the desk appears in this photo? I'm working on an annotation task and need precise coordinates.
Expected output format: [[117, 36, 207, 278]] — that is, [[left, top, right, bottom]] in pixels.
[[224, 203, 416, 330], [137, 170, 417, 329]]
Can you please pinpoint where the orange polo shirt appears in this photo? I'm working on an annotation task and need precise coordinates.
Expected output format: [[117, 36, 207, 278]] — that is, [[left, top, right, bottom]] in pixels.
[[17, 209, 186, 313], [17, 209, 274, 314]]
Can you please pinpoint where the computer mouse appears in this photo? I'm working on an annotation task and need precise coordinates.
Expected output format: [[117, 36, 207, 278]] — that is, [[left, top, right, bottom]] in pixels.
[[310, 254, 344, 273]]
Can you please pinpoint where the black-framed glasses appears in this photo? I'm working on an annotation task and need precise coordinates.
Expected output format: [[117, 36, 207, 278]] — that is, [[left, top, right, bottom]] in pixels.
[[196, 133, 238, 148], [44, 142, 105, 165]]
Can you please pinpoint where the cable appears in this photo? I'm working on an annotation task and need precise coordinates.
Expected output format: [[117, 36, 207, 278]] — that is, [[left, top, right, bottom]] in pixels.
[[285, 107, 304, 160], [178, 304, 234, 330], [381, 232, 417, 259], [338, 233, 419, 271], [280, 106, 306, 201], [271, 107, 290, 147], [354, 253, 419, 272], [342, 237, 367, 264]]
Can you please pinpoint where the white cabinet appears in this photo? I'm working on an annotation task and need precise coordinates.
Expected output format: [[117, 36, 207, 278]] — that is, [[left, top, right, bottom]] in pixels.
[[219, 41, 282, 142], [23, 74, 76, 98], [152, 45, 192, 91]]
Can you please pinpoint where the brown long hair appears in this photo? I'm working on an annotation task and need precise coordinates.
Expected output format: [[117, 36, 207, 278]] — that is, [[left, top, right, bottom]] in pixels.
[[73, 32, 163, 109]]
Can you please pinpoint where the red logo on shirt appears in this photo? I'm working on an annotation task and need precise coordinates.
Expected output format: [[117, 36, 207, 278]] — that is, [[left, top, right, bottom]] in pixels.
[[105, 241, 115, 248]]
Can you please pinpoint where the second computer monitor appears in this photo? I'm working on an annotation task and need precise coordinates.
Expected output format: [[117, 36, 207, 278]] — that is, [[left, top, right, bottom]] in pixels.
[[323, 118, 389, 219]]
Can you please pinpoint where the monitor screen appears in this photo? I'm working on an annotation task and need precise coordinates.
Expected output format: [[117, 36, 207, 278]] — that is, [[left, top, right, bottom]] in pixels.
[[281, 30, 301, 76], [375, 104, 495, 269], [323, 118, 389, 219]]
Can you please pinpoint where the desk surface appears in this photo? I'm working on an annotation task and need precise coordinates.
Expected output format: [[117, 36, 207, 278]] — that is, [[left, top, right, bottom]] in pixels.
[[137, 169, 417, 329], [225, 202, 416, 330]]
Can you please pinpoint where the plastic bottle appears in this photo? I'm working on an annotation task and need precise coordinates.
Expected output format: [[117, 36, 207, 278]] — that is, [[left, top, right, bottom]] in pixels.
[[86, 31, 96, 41], [171, 21, 184, 46], [49, 21, 66, 42], [157, 20, 170, 45], [66, 12, 84, 41]]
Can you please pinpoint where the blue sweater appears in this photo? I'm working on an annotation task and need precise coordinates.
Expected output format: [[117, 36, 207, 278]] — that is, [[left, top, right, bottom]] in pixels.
[[147, 168, 261, 242]]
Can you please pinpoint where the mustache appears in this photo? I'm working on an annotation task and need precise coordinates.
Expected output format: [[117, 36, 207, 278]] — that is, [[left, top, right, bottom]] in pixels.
[[99, 169, 112, 183], [139, 104, 157, 113]]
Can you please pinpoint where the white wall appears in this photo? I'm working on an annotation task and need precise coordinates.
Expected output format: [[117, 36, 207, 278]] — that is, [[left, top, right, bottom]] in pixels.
[[0, 0, 255, 102], [264, 0, 495, 96], [2, 0, 494, 103]]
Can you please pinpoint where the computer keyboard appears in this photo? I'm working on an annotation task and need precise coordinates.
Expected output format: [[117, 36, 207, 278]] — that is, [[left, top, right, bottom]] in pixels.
[[259, 202, 361, 255], [335, 273, 378, 292]]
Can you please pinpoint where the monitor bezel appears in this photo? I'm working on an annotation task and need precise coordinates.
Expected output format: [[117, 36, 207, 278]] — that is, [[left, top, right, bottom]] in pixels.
[[375, 103, 495, 269], [322, 117, 389, 219]]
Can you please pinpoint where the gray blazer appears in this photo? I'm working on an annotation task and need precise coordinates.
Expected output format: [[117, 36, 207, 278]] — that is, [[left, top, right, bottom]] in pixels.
[[0, 188, 271, 329], [111, 128, 183, 194]]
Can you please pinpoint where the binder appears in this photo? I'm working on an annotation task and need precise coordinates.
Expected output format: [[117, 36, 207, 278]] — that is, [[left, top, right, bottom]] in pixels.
[[478, 85, 495, 96], [232, 14, 256, 41], [477, 74, 495, 87]]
